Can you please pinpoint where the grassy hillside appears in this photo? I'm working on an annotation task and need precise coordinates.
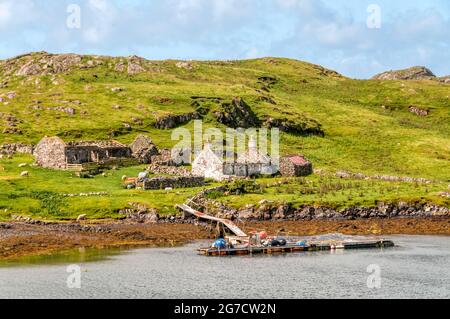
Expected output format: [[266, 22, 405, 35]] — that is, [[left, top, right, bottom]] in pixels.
[[0, 52, 449, 220]]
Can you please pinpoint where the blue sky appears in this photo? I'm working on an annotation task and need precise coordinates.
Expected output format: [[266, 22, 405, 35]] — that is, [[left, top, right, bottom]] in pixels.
[[0, 0, 449, 78]]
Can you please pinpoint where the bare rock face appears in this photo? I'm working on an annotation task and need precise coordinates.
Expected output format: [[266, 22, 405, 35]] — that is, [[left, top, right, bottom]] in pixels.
[[127, 62, 145, 74], [16, 61, 42, 76], [115, 61, 127, 72], [127, 56, 146, 74], [13, 53, 83, 76], [175, 61, 194, 70], [155, 103, 210, 130], [214, 97, 260, 129], [372, 66, 436, 80], [155, 111, 203, 130], [1, 52, 151, 77]]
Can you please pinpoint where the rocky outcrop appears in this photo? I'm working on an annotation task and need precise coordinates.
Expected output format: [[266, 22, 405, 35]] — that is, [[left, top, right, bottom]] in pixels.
[[257, 75, 278, 92], [1, 113, 23, 135], [15, 53, 83, 76], [175, 61, 195, 70], [256, 95, 277, 105], [214, 97, 260, 128], [263, 116, 324, 136], [2, 127, 23, 135], [119, 203, 159, 223], [409, 105, 430, 117], [372, 66, 436, 80], [127, 55, 147, 74], [155, 105, 210, 129], [155, 112, 201, 129], [0, 52, 151, 77]]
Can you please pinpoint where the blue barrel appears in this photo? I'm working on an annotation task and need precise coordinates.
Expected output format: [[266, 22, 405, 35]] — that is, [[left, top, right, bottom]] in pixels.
[[212, 238, 227, 249], [296, 240, 307, 247]]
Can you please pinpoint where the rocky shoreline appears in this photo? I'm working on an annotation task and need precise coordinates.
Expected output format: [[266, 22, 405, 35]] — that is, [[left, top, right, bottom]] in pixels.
[[217, 202, 450, 221], [189, 187, 450, 222]]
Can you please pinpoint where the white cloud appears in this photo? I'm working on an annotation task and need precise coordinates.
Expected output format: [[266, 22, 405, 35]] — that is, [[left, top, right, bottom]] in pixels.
[[0, 0, 449, 78], [0, 2, 12, 26]]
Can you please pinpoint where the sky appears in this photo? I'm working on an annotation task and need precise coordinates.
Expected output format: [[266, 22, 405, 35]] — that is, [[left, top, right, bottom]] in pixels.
[[0, 0, 449, 78]]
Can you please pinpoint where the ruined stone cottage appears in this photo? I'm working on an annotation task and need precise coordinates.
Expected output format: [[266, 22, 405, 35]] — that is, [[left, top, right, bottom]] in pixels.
[[34, 136, 133, 169], [192, 143, 226, 180], [228, 138, 277, 177], [130, 134, 159, 163], [192, 138, 278, 181]]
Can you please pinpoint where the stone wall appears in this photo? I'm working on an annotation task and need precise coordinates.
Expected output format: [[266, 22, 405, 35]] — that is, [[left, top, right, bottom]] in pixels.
[[0, 143, 34, 155], [223, 162, 275, 177], [142, 176, 205, 190], [147, 163, 193, 177]]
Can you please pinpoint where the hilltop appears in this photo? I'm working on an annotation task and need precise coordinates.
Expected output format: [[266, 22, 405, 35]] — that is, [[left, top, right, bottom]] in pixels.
[[372, 66, 436, 81], [372, 66, 450, 84]]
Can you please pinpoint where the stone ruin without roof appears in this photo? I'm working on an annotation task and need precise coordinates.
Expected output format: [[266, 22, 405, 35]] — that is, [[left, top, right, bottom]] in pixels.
[[65, 140, 128, 149]]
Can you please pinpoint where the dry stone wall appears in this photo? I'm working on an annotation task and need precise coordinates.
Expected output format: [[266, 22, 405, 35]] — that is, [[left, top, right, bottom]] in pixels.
[[142, 176, 205, 190]]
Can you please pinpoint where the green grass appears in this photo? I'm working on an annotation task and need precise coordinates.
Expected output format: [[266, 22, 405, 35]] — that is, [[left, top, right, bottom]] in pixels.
[[0, 53, 449, 220], [0, 155, 206, 221], [216, 176, 449, 210], [1, 155, 447, 221]]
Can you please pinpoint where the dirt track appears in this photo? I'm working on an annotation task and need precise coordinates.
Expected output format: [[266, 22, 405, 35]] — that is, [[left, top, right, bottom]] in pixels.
[[1, 218, 449, 260]]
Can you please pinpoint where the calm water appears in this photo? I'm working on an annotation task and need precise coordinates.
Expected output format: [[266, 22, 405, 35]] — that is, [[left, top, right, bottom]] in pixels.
[[0, 235, 449, 299]]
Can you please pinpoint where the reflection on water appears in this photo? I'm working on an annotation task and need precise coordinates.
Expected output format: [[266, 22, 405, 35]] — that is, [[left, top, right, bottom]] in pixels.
[[0, 247, 128, 268], [0, 235, 449, 299]]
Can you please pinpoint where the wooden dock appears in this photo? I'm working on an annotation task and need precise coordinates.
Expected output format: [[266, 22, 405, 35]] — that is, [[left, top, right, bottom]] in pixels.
[[177, 203, 248, 238], [177, 202, 395, 257], [198, 240, 395, 257]]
